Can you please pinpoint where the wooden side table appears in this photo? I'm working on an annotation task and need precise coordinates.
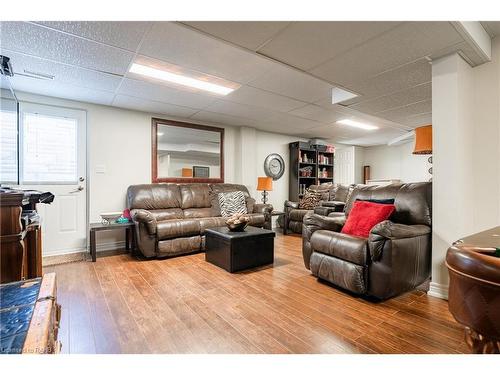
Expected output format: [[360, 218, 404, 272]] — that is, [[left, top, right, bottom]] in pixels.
[[89, 222, 136, 262], [270, 210, 286, 233]]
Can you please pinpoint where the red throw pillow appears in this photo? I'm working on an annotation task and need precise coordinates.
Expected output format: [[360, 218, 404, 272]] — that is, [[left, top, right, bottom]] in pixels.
[[341, 201, 395, 238]]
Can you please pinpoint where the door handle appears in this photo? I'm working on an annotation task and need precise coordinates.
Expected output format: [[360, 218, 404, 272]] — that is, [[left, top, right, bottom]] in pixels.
[[69, 186, 84, 193]]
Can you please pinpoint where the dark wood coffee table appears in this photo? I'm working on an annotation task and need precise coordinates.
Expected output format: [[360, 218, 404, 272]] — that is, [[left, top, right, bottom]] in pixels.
[[205, 226, 275, 272]]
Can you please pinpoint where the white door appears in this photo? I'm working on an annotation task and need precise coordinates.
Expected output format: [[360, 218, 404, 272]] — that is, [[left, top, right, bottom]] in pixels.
[[334, 146, 355, 185], [19, 102, 87, 257]]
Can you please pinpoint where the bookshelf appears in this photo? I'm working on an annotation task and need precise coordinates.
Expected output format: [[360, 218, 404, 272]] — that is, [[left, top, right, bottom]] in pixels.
[[289, 141, 335, 201]]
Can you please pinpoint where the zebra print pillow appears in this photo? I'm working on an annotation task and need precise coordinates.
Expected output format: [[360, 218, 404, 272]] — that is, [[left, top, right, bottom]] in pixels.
[[218, 191, 248, 217]]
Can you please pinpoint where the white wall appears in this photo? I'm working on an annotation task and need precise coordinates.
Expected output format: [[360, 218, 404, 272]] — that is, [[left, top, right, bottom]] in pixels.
[[363, 142, 431, 183], [14, 91, 304, 253], [431, 43, 500, 298]]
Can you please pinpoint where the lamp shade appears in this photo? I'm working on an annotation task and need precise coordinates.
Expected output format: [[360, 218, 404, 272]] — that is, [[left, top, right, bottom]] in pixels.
[[413, 125, 432, 154], [257, 176, 273, 191]]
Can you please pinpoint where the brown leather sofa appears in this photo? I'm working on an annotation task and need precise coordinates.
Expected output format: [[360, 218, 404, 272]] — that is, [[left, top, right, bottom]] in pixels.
[[127, 183, 273, 258], [283, 184, 354, 234], [446, 227, 500, 353], [302, 182, 432, 300]]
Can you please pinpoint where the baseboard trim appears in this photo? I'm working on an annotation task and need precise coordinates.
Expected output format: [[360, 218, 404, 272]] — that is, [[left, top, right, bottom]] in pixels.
[[42, 241, 126, 266], [428, 282, 449, 300]]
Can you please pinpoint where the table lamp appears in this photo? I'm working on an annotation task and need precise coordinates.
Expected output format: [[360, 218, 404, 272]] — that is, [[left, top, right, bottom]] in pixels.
[[257, 177, 273, 204]]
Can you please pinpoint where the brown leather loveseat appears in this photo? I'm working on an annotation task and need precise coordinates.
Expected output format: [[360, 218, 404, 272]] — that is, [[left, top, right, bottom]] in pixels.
[[302, 182, 432, 300], [127, 183, 273, 258]]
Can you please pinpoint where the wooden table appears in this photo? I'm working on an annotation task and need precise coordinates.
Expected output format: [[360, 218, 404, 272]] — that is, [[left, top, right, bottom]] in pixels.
[[89, 222, 136, 262], [205, 226, 275, 273], [0, 273, 61, 354]]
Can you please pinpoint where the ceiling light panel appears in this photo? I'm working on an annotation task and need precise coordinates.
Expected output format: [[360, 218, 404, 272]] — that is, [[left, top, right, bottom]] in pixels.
[[337, 119, 379, 130], [128, 56, 240, 96]]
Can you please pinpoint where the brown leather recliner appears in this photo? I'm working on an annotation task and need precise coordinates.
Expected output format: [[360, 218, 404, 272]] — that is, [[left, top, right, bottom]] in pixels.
[[283, 184, 354, 234], [127, 183, 273, 258], [302, 182, 432, 300], [446, 227, 500, 353]]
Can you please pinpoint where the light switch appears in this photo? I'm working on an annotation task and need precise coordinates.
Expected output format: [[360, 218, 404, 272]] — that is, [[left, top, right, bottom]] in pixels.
[[95, 165, 106, 174]]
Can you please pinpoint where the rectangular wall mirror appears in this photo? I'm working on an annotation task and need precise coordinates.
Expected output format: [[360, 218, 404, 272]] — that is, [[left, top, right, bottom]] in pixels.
[[152, 118, 224, 183]]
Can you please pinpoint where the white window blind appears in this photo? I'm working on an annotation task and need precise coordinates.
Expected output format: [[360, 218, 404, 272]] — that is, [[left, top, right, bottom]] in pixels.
[[0, 101, 18, 183], [22, 112, 78, 183]]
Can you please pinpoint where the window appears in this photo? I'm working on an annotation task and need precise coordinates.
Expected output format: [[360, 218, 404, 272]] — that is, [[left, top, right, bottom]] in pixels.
[[0, 99, 18, 183], [21, 113, 78, 183]]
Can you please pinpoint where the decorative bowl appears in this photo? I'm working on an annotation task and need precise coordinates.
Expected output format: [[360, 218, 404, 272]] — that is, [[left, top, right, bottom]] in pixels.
[[225, 213, 251, 232], [100, 212, 122, 225], [226, 221, 248, 232]]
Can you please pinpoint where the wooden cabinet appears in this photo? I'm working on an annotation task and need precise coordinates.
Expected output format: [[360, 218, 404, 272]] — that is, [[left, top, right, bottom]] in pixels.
[[289, 142, 335, 201], [0, 189, 51, 283]]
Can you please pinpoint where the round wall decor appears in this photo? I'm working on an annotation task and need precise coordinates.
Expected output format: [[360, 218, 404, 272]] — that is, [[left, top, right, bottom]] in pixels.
[[264, 153, 285, 180]]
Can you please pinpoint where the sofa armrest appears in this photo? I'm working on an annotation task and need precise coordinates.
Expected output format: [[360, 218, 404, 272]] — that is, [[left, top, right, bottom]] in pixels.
[[253, 203, 273, 214], [284, 200, 299, 209], [368, 220, 431, 262], [131, 209, 157, 235], [302, 213, 346, 269]]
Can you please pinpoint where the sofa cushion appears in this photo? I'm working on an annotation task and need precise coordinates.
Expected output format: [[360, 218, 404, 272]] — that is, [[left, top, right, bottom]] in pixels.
[[246, 213, 265, 227], [180, 184, 211, 209], [311, 230, 368, 265], [218, 191, 247, 217], [127, 183, 181, 210], [157, 219, 202, 240], [210, 183, 251, 215], [341, 201, 395, 238], [198, 217, 227, 233], [149, 208, 184, 221], [299, 190, 323, 209], [183, 208, 215, 219]]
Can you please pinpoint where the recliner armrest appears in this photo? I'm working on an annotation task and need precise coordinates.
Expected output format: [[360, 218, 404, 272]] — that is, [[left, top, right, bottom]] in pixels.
[[368, 220, 431, 261], [284, 200, 299, 209], [131, 209, 157, 235], [370, 220, 431, 240], [303, 213, 346, 235]]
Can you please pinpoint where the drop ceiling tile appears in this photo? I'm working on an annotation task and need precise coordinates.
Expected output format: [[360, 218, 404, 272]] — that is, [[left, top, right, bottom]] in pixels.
[[224, 85, 305, 112], [341, 127, 408, 146], [349, 82, 431, 114], [204, 100, 274, 121], [1, 22, 134, 75], [190, 110, 258, 127], [118, 78, 218, 109], [293, 124, 345, 139], [248, 64, 333, 103], [288, 104, 345, 123], [310, 22, 461, 86], [398, 112, 432, 128], [4, 50, 122, 92], [139, 22, 275, 84], [10, 74, 115, 105], [259, 22, 401, 71], [112, 94, 198, 117], [34, 21, 151, 51], [263, 112, 323, 130], [183, 21, 290, 51], [376, 100, 432, 122]]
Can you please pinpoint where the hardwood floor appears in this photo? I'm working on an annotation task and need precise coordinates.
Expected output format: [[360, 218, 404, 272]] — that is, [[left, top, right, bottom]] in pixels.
[[43, 232, 469, 354]]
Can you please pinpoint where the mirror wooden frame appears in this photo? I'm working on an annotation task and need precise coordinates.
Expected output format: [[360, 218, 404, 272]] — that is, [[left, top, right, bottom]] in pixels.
[[151, 117, 224, 183]]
